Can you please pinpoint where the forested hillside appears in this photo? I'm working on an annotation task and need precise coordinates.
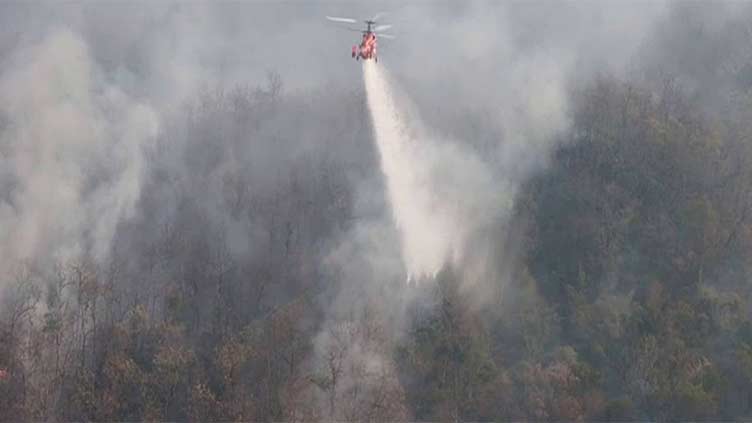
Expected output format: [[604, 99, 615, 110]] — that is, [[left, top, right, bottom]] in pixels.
[[3, 2, 752, 422]]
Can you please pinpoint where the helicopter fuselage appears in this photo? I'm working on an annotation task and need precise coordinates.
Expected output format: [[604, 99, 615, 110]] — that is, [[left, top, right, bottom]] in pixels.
[[353, 31, 377, 61]]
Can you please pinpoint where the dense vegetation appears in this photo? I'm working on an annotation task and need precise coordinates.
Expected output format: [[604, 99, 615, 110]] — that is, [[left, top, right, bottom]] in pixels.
[[4, 4, 752, 422]]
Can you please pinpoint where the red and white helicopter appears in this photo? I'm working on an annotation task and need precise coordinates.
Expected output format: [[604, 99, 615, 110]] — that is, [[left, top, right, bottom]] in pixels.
[[326, 13, 395, 62]]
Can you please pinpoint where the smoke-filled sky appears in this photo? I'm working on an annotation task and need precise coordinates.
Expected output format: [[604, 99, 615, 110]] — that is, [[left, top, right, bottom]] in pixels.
[[0, 1, 670, 93], [1, 0, 751, 296]]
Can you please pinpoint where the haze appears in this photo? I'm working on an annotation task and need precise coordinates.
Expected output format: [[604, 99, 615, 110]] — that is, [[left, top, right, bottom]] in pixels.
[[2, 1, 752, 421]]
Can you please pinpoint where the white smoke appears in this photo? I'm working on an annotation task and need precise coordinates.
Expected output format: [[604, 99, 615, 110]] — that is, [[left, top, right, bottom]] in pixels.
[[362, 61, 510, 280], [0, 29, 158, 277]]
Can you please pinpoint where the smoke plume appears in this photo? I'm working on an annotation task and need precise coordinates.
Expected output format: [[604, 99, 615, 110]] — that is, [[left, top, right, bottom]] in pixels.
[[0, 28, 158, 278]]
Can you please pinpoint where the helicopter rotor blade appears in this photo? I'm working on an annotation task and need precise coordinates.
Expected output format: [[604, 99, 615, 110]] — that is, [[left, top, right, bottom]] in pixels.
[[326, 16, 357, 24], [371, 12, 387, 22], [377, 33, 396, 39], [374, 24, 392, 31], [334, 26, 365, 33]]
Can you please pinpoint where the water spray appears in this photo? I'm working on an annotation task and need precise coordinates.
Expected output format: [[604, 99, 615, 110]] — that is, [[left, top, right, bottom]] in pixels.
[[362, 61, 502, 282]]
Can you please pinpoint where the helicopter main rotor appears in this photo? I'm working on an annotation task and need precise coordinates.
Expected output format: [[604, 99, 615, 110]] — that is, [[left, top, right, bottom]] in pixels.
[[326, 13, 396, 39]]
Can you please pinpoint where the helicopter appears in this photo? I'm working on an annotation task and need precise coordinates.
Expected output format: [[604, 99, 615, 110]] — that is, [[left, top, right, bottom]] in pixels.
[[326, 13, 395, 62]]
